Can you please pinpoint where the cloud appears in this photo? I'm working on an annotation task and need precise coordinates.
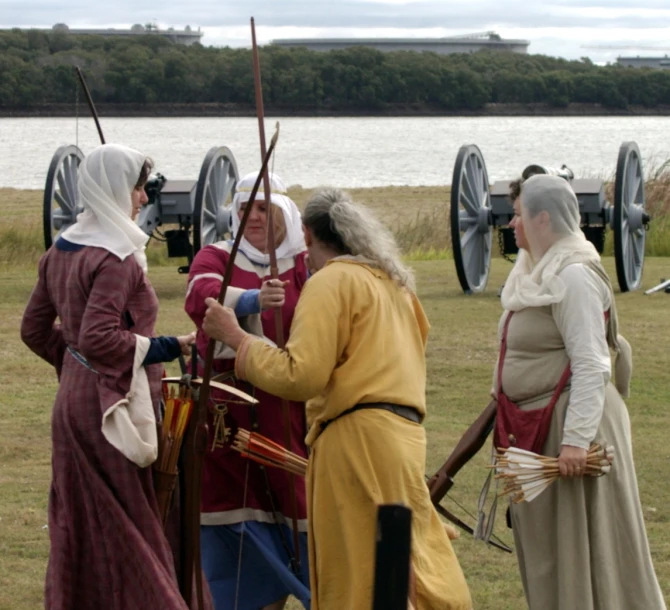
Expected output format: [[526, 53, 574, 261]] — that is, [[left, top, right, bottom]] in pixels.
[[6, 0, 670, 28], [3, 0, 670, 62]]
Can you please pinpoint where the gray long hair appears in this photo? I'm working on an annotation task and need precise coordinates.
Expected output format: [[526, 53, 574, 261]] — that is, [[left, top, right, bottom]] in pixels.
[[303, 188, 415, 291]]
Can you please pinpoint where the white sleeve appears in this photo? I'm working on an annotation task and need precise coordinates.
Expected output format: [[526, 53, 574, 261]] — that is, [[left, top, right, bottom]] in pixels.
[[211, 287, 269, 359], [551, 263, 611, 450], [101, 335, 157, 467]]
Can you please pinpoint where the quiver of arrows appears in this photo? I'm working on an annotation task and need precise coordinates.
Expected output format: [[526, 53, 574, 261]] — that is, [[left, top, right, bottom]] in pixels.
[[153, 382, 194, 525]]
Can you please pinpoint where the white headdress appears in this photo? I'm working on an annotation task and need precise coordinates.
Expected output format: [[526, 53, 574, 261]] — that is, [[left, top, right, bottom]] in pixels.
[[61, 144, 150, 272], [230, 171, 305, 265], [501, 174, 600, 311]]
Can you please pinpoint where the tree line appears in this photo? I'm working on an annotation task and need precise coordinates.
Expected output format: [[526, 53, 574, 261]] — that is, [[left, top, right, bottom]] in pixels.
[[2, 28, 670, 111]]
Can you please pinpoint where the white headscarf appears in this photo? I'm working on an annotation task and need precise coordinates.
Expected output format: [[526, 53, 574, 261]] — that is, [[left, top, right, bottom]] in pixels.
[[61, 144, 150, 273], [230, 171, 305, 265], [501, 174, 600, 311]]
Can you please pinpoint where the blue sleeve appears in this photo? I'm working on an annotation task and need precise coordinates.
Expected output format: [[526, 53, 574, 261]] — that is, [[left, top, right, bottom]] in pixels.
[[235, 289, 261, 316], [143, 336, 181, 365]]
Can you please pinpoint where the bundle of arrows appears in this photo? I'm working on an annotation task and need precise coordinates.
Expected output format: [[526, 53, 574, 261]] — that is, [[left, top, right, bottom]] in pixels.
[[157, 383, 194, 474], [495, 442, 615, 503], [233, 428, 308, 477], [153, 382, 194, 524]]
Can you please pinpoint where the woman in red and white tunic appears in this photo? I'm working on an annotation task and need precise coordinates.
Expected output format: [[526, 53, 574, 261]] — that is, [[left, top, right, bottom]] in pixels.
[[185, 171, 310, 610], [21, 144, 203, 609]]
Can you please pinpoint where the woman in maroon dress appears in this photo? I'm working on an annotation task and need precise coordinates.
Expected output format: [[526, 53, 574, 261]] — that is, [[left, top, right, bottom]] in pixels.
[[185, 171, 311, 610], [21, 144, 201, 610]]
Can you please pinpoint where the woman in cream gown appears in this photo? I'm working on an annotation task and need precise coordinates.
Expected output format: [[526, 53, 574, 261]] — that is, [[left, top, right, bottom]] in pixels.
[[495, 174, 665, 610]]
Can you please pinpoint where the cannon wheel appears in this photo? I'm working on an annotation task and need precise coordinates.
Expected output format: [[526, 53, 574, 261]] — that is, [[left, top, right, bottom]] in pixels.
[[43, 145, 84, 250], [613, 142, 646, 292], [193, 147, 239, 255], [450, 145, 493, 294]]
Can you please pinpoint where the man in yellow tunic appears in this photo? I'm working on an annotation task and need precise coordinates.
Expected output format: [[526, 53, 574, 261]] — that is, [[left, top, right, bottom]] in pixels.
[[202, 188, 472, 610]]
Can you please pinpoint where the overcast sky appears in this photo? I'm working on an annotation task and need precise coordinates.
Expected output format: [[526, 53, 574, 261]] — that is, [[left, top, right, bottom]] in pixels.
[[4, 0, 670, 64]]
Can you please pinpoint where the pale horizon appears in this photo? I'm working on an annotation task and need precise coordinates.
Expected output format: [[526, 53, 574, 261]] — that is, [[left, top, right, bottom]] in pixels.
[[3, 0, 670, 64]]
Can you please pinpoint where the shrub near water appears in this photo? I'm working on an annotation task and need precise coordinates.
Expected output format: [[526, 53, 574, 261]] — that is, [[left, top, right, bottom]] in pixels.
[[393, 206, 453, 259], [601, 160, 670, 257], [643, 161, 670, 257]]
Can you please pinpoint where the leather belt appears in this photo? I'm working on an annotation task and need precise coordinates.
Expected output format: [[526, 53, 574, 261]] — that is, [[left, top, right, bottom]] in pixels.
[[320, 402, 422, 432], [67, 346, 98, 374]]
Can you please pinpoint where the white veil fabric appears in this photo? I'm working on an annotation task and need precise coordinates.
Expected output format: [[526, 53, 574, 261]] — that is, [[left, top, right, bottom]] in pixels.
[[500, 174, 601, 312], [500, 174, 631, 396], [61, 144, 150, 273], [230, 171, 306, 265]]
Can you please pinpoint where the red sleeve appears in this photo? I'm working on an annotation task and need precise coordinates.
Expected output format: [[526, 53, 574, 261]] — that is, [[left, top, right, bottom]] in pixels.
[[184, 245, 228, 332], [79, 256, 142, 374], [20, 253, 66, 377]]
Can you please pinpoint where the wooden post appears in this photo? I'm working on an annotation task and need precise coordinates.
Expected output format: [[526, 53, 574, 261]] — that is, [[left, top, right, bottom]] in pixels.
[[372, 504, 413, 610]]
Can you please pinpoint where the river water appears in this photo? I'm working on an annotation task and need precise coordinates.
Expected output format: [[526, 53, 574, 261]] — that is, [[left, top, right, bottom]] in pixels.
[[2, 116, 669, 189]]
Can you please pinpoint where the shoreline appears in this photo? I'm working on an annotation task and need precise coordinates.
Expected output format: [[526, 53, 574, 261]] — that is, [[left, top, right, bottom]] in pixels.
[[3, 102, 670, 118]]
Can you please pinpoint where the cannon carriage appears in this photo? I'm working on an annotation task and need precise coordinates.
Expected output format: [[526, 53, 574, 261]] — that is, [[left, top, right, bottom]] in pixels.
[[450, 142, 650, 294], [43, 144, 239, 272]]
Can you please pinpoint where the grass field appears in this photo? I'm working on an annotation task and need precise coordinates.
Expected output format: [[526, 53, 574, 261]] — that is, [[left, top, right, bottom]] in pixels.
[[1, 188, 669, 609]]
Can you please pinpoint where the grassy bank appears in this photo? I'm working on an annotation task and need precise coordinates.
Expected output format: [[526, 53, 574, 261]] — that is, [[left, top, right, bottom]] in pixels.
[[0, 185, 454, 270], [2, 258, 670, 609], [3, 172, 670, 272]]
